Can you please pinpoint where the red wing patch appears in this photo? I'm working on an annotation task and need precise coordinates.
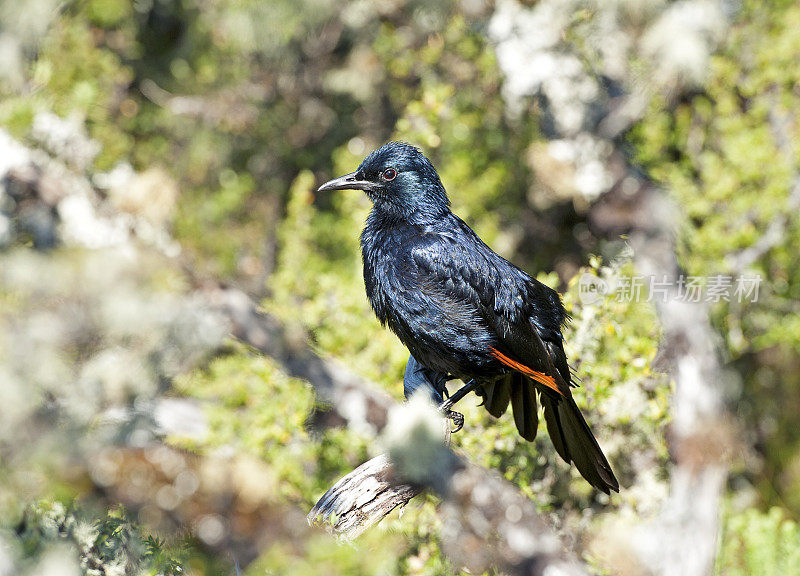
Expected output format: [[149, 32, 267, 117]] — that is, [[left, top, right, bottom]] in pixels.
[[489, 347, 562, 396]]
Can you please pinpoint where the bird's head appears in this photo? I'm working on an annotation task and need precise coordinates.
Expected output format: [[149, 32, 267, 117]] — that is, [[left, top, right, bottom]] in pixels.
[[317, 142, 450, 219]]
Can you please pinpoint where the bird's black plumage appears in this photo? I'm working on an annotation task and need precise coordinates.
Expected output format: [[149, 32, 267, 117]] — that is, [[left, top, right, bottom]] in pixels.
[[318, 141, 619, 494]]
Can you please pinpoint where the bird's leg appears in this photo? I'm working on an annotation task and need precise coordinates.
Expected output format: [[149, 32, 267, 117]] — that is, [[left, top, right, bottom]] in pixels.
[[440, 379, 480, 411], [439, 379, 480, 433]]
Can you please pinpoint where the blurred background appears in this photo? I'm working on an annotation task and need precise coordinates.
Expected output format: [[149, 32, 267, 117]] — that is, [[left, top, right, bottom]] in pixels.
[[1, 0, 799, 574]]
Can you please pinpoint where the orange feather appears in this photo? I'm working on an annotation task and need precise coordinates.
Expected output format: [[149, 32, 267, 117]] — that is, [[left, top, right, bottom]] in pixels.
[[489, 347, 562, 396]]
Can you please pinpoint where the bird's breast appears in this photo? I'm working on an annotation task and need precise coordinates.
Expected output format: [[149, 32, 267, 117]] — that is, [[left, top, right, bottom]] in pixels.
[[360, 228, 400, 326]]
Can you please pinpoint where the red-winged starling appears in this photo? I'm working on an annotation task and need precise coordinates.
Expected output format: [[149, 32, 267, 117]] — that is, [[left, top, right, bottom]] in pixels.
[[318, 141, 619, 494]]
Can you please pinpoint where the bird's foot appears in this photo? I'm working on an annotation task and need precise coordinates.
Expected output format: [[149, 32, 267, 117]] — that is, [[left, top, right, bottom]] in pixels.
[[439, 379, 479, 433], [445, 410, 464, 434]]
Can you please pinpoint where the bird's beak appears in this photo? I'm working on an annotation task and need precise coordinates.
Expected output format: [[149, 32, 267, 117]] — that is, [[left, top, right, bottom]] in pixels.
[[317, 172, 376, 193]]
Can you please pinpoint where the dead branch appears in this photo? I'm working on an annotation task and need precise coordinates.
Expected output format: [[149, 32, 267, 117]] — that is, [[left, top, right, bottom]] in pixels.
[[306, 454, 422, 539]]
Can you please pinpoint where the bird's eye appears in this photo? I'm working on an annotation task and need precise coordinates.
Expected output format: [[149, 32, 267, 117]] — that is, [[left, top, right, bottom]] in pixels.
[[382, 168, 397, 181]]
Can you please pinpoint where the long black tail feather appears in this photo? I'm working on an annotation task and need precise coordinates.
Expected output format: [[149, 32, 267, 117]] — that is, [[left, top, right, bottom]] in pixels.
[[541, 393, 619, 494]]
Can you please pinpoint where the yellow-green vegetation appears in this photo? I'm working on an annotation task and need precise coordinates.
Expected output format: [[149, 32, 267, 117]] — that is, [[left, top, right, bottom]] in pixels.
[[1, 0, 798, 574], [174, 344, 391, 505], [17, 503, 185, 576], [717, 505, 800, 576], [632, 0, 800, 512], [172, 344, 461, 574]]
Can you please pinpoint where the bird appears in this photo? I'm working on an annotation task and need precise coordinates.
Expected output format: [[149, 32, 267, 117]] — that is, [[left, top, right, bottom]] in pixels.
[[317, 141, 619, 494]]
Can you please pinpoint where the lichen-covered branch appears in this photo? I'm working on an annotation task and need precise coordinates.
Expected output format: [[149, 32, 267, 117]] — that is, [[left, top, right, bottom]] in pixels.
[[204, 286, 395, 436], [620, 181, 732, 576], [306, 454, 422, 539]]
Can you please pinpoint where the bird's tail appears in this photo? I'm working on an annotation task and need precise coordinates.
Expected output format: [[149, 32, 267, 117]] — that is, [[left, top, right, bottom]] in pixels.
[[541, 393, 619, 494]]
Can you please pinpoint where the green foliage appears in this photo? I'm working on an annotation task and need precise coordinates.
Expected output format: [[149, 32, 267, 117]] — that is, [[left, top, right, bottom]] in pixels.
[[173, 344, 462, 575], [248, 530, 403, 576], [173, 343, 374, 504], [631, 0, 800, 512], [85, 0, 133, 29], [34, 14, 134, 168], [2, 0, 799, 574], [17, 502, 186, 576], [717, 505, 800, 576]]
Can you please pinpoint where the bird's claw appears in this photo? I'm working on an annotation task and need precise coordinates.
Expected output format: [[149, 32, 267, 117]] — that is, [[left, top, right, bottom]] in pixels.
[[446, 410, 464, 433]]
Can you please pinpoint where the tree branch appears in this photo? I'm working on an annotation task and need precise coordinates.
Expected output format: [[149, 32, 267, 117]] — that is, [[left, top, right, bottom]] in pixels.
[[622, 182, 732, 576], [306, 454, 422, 539], [203, 286, 395, 436]]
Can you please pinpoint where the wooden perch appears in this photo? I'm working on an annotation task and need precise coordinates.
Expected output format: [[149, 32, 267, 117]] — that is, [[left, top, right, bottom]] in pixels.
[[308, 396, 453, 539], [306, 454, 422, 539]]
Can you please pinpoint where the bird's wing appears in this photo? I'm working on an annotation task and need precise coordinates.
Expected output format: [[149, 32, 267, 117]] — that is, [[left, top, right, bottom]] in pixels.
[[407, 230, 558, 438], [408, 227, 619, 493], [488, 298, 618, 492], [408, 226, 567, 395]]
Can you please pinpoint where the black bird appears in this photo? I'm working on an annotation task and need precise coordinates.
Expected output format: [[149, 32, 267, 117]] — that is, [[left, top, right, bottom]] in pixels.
[[318, 142, 619, 494]]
